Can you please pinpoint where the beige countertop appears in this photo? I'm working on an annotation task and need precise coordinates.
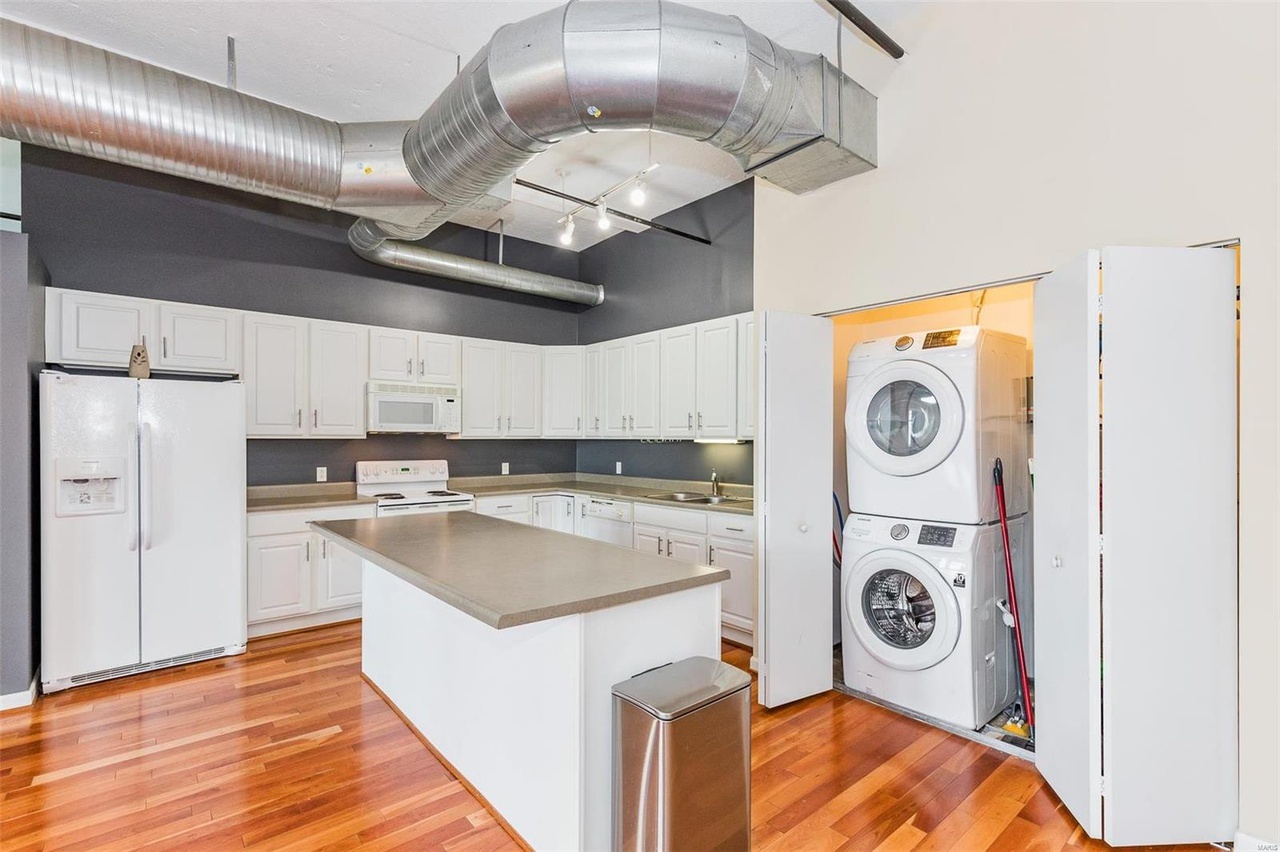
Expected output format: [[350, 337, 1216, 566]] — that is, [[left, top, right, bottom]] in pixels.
[[311, 511, 728, 629], [460, 479, 754, 516], [246, 483, 377, 514]]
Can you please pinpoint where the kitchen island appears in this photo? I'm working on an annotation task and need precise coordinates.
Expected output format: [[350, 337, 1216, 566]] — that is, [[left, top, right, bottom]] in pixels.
[[310, 511, 728, 851]]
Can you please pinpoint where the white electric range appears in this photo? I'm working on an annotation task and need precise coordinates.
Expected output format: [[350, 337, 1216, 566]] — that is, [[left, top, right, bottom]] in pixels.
[[356, 459, 474, 517]]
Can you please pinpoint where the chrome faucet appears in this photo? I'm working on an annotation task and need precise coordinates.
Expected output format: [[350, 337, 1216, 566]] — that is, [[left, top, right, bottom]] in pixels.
[[710, 468, 722, 498]]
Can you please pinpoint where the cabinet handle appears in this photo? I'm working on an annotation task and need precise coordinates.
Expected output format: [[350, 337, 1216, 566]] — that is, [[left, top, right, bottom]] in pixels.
[[622, 414, 627, 428], [581, 504, 587, 518], [594, 416, 599, 430], [305, 540, 310, 562], [162, 336, 168, 358], [657, 538, 662, 555], [709, 545, 715, 564], [666, 539, 672, 557], [629, 414, 634, 430], [698, 412, 703, 429], [688, 412, 692, 429], [419, 358, 425, 378], [321, 539, 327, 559], [496, 504, 513, 510], [565, 502, 571, 517], [313, 409, 318, 427], [507, 415, 512, 431], [497, 415, 501, 428], [407, 358, 413, 377], [297, 409, 302, 428], [726, 526, 744, 533]]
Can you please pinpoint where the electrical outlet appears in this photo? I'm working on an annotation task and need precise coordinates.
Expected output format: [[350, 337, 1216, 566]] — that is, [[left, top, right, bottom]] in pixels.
[[501, 462, 510, 475], [615, 461, 622, 474], [316, 467, 327, 482]]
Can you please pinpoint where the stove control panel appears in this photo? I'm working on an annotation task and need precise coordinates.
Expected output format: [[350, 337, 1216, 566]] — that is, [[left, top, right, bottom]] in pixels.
[[356, 459, 450, 484]]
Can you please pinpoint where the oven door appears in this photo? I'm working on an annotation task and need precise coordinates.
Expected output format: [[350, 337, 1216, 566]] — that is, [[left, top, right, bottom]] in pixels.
[[367, 391, 440, 433], [376, 500, 474, 517]]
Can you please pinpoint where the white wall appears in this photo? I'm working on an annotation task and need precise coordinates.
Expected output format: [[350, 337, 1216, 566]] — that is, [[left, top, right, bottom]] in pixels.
[[755, 2, 1278, 843]]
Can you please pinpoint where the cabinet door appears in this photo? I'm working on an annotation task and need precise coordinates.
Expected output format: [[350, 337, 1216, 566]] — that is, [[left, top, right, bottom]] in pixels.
[[583, 344, 603, 438], [369, 327, 417, 382], [418, 332, 462, 386], [314, 536, 363, 611], [504, 343, 542, 437], [56, 290, 156, 368], [601, 339, 631, 439], [532, 496, 560, 530], [710, 537, 755, 624], [247, 533, 312, 622], [629, 332, 661, 437], [696, 317, 738, 438], [666, 530, 709, 564], [244, 314, 308, 436], [633, 523, 665, 557], [461, 339, 504, 437], [660, 325, 697, 438], [552, 495, 576, 533], [736, 313, 756, 439], [309, 322, 367, 437], [156, 302, 241, 373], [542, 346, 584, 437]]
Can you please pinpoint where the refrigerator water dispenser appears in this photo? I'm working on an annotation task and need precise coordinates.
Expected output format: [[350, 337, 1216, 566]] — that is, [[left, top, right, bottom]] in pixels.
[[55, 457, 125, 517]]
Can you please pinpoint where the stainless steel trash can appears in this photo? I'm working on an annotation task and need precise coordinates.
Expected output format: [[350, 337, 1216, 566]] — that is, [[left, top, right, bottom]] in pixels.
[[612, 656, 752, 851]]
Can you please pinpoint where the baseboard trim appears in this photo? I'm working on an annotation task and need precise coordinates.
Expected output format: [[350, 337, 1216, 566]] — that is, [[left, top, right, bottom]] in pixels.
[[248, 606, 361, 639], [1, 668, 39, 711], [1234, 829, 1280, 851]]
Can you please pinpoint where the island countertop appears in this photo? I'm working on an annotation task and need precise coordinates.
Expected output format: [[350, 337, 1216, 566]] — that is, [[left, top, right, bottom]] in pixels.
[[310, 511, 729, 629]]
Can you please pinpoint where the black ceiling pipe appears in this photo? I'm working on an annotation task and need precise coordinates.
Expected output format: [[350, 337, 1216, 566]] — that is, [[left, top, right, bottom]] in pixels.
[[828, 0, 906, 59]]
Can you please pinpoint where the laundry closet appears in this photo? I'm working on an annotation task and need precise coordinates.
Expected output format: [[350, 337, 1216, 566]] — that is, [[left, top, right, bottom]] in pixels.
[[815, 246, 1239, 847]]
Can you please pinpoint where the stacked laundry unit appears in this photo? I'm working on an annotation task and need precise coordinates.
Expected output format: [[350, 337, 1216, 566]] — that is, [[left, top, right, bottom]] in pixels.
[[840, 327, 1030, 731]]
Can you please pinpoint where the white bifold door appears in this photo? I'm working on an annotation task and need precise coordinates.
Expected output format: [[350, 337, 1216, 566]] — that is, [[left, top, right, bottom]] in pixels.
[[754, 312, 834, 707], [1033, 246, 1237, 846]]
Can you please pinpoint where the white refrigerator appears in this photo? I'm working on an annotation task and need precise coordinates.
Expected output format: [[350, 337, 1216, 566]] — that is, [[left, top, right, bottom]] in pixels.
[[41, 371, 247, 693]]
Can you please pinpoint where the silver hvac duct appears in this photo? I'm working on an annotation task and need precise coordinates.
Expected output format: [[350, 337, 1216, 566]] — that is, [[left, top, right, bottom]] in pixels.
[[353, 0, 877, 252]]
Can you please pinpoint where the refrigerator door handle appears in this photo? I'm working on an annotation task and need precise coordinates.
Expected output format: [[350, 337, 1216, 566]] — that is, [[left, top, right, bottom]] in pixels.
[[127, 427, 139, 552], [140, 422, 154, 550]]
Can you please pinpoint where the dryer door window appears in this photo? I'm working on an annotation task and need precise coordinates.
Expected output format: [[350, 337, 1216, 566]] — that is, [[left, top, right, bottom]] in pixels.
[[845, 551, 961, 671], [849, 361, 965, 477]]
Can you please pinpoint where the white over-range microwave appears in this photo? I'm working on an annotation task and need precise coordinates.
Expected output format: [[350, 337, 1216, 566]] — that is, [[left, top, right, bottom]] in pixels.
[[366, 382, 461, 434]]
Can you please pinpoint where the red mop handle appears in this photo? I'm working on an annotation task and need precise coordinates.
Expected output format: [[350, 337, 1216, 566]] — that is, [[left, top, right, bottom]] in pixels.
[[994, 458, 1034, 728]]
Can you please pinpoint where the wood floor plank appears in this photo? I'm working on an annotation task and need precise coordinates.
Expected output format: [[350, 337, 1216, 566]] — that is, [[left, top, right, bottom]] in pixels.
[[2, 626, 1162, 852]]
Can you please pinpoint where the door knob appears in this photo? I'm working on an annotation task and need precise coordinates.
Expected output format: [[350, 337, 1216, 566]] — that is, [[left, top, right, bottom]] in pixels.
[[799, 523, 809, 533], [1052, 556, 1063, 569]]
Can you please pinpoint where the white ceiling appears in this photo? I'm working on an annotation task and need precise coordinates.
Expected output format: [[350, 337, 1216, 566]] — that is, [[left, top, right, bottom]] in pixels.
[[2, 0, 930, 250]]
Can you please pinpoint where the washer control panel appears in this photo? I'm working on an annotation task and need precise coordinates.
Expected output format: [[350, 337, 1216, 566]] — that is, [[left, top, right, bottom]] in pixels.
[[917, 524, 957, 547]]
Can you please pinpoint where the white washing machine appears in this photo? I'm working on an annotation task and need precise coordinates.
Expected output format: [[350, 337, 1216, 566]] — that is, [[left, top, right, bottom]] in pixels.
[[845, 326, 1028, 525], [840, 513, 1024, 731]]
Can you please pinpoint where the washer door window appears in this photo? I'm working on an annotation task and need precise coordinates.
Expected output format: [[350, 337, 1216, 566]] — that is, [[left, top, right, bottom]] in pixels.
[[849, 361, 964, 477], [846, 551, 960, 671]]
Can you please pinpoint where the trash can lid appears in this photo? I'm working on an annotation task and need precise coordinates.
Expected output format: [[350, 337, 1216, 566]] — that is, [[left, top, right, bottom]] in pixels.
[[611, 656, 753, 721]]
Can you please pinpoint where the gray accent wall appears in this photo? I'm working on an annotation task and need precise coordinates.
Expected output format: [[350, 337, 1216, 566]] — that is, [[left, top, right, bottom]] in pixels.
[[576, 440, 753, 485], [577, 180, 753, 344], [0, 233, 46, 694]]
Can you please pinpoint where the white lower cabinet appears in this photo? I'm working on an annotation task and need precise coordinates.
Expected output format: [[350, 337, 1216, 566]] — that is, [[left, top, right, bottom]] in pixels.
[[474, 494, 533, 525], [708, 512, 756, 645], [246, 504, 376, 635], [532, 494, 575, 533], [632, 504, 708, 563]]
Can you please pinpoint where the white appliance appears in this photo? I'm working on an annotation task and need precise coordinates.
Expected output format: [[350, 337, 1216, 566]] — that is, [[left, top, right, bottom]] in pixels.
[[366, 382, 460, 434], [845, 326, 1028, 525], [356, 459, 474, 516], [40, 371, 247, 693], [840, 513, 1022, 731], [574, 497, 633, 546]]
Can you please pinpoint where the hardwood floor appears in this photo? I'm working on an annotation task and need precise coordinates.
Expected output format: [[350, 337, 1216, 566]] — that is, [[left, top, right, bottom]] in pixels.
[[2, 626, 1206, 851]]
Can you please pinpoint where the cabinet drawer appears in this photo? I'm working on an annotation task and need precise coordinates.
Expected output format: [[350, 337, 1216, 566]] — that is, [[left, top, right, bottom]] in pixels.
[[247, 503, 376, 537], [475, 494, 532, 515], [633, 503, 708, 534], [709, 512, 754, 542]]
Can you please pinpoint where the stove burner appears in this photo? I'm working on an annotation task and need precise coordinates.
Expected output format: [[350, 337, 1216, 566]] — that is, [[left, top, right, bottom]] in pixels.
[[373, 492, 405, 500], [427, 490, 459, 497]]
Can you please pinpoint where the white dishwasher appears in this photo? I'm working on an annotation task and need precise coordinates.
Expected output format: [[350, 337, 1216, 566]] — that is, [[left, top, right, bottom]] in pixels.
[[575, 497, 633, 546]]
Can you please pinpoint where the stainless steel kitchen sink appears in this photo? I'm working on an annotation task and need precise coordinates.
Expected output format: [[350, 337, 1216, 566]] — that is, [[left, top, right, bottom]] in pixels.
[[646, 493, 751, 506]]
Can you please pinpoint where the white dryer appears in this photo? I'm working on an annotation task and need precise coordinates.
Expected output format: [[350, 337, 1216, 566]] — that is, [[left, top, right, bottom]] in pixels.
[[845, 326, 1028, 524], [840, 513, 1024, 731]]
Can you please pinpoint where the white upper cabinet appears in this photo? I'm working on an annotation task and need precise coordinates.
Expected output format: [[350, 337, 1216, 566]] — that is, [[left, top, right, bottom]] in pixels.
[[417, 332, 461, 386], [308, 321, 367, 437], [600, 339, 631, 439], [461, 338, 504, 437], [696, 317, 738, 438], [660, 325, 697, 438], [244, 314, 308, 437], [629, 332, 661, 438], [736, 312, 756, 439], [542, 346, 585, 438], [51, 290, 156, 368], [156, 303, 241, 373], [369, 327, 417, 382], [504, 343, 542, 437], [583, 344, 603, 438]]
